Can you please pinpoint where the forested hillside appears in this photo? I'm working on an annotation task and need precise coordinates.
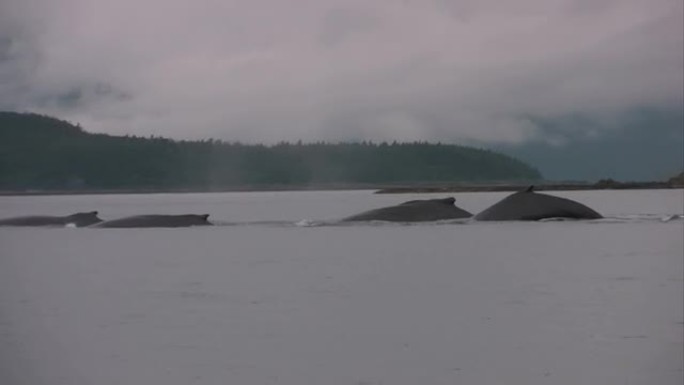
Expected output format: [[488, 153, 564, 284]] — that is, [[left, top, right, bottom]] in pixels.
[[0, 112, 541, 191]]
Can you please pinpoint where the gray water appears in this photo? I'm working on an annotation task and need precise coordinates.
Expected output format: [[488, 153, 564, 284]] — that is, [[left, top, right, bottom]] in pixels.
[[1, 189, 682, 385]]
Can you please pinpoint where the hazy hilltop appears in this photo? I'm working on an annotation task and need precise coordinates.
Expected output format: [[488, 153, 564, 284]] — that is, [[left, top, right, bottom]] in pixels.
[[0, 112, 541, 191], [492, 109, 684, 182]]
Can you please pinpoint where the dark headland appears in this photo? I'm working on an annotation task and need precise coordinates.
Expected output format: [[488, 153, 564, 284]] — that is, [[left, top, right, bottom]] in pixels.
[[1, 112, 539, 195], [1, 111, 681, 196]]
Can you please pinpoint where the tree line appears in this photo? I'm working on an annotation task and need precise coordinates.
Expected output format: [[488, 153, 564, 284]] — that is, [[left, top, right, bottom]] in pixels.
[[0, 112, 542, 191]]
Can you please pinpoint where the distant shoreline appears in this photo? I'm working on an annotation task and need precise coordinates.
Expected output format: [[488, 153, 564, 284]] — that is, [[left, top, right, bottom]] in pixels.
[[1, 179, 682, 197], [0, 184, 375, 197], [374, 180, 682, 194]]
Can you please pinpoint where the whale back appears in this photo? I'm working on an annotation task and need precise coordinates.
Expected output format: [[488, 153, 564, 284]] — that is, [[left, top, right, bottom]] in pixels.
[[474, 188, 602, 221], [66, 211, 103, 227], [0, 211, 102, 227], [92, 214, 212, 228], [0, 215, 65, 226], [400, 197, 456, 206], [343, 197, 471, 222]]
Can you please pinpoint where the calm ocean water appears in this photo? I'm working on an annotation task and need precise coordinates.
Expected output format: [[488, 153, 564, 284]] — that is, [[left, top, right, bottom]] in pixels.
[[1, 189, 682, 385]]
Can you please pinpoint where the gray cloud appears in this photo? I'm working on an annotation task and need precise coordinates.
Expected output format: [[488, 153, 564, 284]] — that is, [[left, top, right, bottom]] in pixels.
[[0, 0, 682, 143]]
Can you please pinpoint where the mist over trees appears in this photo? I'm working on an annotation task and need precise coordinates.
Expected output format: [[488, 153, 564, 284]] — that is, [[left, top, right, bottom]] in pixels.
[[0, 112, 541, 191], [492, 108, 684, 182]]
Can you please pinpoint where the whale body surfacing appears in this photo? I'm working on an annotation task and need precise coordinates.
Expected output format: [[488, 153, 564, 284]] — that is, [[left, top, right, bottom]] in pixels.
[[474, 186, 602, 221], [0, 211, 102, 227], [343, 197, 472, 222], [91, 214, 212, 228]]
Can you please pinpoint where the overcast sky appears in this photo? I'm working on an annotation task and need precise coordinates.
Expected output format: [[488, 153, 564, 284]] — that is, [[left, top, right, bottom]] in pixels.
[[1, 0, 682, 143]]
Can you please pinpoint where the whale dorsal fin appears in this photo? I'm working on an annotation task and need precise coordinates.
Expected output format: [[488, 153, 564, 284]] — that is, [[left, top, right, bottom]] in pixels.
[[439, 197, 456, 205], [524, 185, 534, 193]]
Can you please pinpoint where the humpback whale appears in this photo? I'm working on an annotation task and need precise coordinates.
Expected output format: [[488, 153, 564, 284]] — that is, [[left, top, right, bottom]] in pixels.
[[91, 214, 212, 228], [342, 197, 472, 222], [0, 211, 102, 227], [474, 186, 602, 221]]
